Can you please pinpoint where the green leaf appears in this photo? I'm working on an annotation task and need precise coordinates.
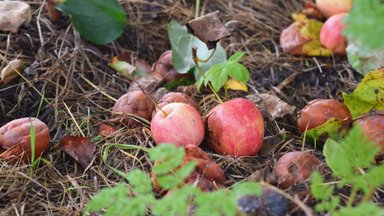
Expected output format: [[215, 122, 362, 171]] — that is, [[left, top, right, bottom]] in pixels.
[[231, 182, 262, 198], [205, 65, 229, 92], [167, 20, 227, 77], [228, 52, 245, 62], [164, 70, 195, 90], [310, 172, 334, 200], [344, 0, 384, 50], [324, 138, 353, 178], [126, 170, 153, 195], [305, 118, 349, 142], [156, 162, 196, 190], [194, 190, 238, 216], [334, 202, 384, 216], [342, 69, 384, 118], [56, 0, 127, 45], [227, 62, 249, 83], [83, 184, 131, 216], [149, 144, 185, 175]]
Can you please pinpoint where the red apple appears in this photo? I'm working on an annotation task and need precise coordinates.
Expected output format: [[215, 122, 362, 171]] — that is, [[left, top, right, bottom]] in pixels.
[[150, 103, 204, 147], [297, 99, 352, 132], [316, 0, 352, 18], [320, 13, 348, 55], [274, 151, 320, 189], [206, 98, 264, 156], [354, 114, 384, 152]]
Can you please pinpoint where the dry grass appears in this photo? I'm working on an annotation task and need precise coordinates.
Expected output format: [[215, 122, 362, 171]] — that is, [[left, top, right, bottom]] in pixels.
[[0, 0, 364, 215]]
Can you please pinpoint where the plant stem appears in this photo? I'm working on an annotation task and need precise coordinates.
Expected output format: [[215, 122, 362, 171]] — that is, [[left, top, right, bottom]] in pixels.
[[192, 47, 223, 103], [347, 187, 358, 207], [195, 0, 200, 18], [361, 187, 375, 203]]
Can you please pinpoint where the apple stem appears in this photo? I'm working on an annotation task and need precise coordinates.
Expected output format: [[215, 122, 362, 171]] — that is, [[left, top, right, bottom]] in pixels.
[[192, 47, 223, 104], [132, 80, 168, 117]]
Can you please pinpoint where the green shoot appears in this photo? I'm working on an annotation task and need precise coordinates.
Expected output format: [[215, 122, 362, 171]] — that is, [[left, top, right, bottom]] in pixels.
[[310, 126, 384, 215]]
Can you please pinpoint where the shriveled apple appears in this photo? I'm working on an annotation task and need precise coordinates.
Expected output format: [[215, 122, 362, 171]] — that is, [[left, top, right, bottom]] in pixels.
[[150, 103, 204, 147], [112, 90, 154, 127], [0, 117, 50, 162], [320, 13, 348, 55], [316, 0, 352, 18], [297, 99, 352, 132], [152, 50, 192, 83], [274, 151, 320, 189], [206, 98, 264, 156], [354, 113, 384, 152]]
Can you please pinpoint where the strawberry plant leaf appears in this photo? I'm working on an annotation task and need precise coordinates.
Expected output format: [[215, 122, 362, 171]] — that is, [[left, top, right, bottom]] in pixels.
[[342, 69, 384, 118], [334, 202, 384, 216], [56, 0, 126, 45], [167, 20, 227, 77], [227, 62, 249, 83], [323, 138, 352, 178], [344, 0, 384, 50], [194, 190, 237, 216], [228, 52, 245, 62]]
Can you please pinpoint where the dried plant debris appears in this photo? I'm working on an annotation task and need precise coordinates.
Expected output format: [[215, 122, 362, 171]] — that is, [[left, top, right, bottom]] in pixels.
[[59, 135, 96, 169], [187, 11, 230, 49], [0, 1, 31, 33], [247, 93, 295, 120], [0, 59, 24, 84]]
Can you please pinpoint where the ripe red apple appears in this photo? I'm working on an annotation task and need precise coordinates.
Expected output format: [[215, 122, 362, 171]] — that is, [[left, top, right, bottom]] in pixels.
[[320, 13, 348, 55], [150, 103, 204, 147], [206, 98, 264, 156], [297, 99, 352, 132], [274, 151, 320, 189], [316, 0, 352, 18], [354, 114, 384, 152]]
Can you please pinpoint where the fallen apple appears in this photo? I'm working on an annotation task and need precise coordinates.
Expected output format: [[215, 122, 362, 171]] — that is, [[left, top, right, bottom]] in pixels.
[[0, 117, 50, 162], [297, 99, 352, 132], [112, 90, 154, 127], [152, 92, 197, 117], [150, 103, 204, 147], [152, 50, 192, 83], [354, 113, 384, 152], [274, 151, 320, 189], [320, 13, 348, 55], [206, 98, 264, 156], [316, 0, 352, 18]]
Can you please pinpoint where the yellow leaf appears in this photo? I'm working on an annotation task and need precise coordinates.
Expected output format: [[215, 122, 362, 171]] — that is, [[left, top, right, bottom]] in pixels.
[[291, 13, 307, 22], [225, 79, 248, 92], [302, 40, 332, 56]]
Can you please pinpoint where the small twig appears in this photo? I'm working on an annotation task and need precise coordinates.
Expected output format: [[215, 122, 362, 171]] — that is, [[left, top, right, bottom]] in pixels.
[[80, 75, 117, 102], [63, 102, 85, 137]]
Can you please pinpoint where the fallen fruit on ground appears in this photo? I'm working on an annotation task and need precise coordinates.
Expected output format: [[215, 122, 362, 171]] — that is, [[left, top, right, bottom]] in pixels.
[[354, 113, 384, 152], [112, 90, 154, 127], [320, 13, 348, 55], [274, 151, 320, 189], [152, 50, 192, 83], [297, 99, 352, 132], [316, 0, 351, 18], [206, 98, 264, 156], [237, 188, 290, 216], [153, 92, 197, 117], [150, 103, 204, 147], [0, 117, 50, 162]]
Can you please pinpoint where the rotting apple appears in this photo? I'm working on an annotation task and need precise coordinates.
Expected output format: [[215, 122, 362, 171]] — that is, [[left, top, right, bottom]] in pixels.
[[274, 151, 320, 189], [152, 50, 193, 83], [150, 103, 205, 147], [320, 13, 348, 55], [297, 99, 352, 132], [206, 98, 264, 156], [0, 117, 50, 162], [354, 113, 384, 152], [316, 0, 352, 18], [112, 90, 154, 127]]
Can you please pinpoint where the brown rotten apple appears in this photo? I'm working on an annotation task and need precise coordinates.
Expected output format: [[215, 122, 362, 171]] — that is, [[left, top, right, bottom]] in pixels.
[[150, 103, 205, 147], [274, 151, 320, 189], [354, 113, 384, 152], [152, 50, 192, 83], [206, 98, 264, 156], [297, 99, 352, 132], [112, 90, 154, 127], [0, 117, 50, 162]]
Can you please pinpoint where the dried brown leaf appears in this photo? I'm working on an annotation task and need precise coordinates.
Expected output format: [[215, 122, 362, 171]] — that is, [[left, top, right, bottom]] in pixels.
[[59, 136, 96, 169], [186, 11, 230, 49], [98, 124, 117, 137], [246, 93, 295, 120], [0, 59, 24, 84], [0, 1, 31, 33]]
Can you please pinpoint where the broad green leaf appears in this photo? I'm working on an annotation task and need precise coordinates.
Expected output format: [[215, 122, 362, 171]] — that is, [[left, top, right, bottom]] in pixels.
[[228, 52, 245, 62], [323, 138, 353, 177], [167, 20, 227, 77], [227, 62, 249, 83], [344, 0, 384, 50], [342, 69, 384, 118], [57, 0, 127, 45], [203, 64, 224, 86], [204, 64, 228, 92], [305, 118, 348, 142]]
